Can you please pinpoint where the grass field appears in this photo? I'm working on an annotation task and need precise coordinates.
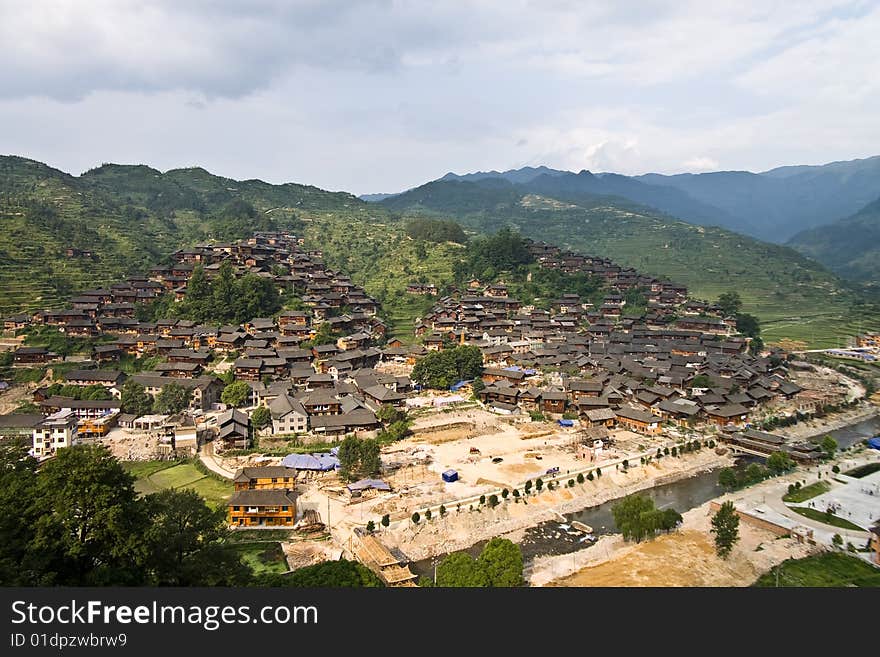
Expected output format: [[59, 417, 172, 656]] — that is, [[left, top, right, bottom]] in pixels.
[[233, 542, 289, 575], [845, 463, 880, 478], [753, 552, 880, 587], [790, 506, 865, 530], [783, 481, 831, 503], [124, 460, 233, 508]]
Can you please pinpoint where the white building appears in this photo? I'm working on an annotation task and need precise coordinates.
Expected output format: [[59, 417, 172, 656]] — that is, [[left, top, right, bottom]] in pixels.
[[32, 409, 79, 459]]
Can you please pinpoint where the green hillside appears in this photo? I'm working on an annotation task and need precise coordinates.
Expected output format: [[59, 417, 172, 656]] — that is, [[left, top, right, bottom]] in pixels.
[[788, 197, 880, 287], [3, 155, 878, 348], [382, 182, 880, 347]]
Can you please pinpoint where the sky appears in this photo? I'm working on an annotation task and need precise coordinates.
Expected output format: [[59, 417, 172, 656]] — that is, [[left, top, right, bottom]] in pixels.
[[1, 0, 878, 195]]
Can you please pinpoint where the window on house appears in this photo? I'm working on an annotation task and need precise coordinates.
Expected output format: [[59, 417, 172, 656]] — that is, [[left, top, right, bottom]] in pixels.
[[281, 506, 288, 511]]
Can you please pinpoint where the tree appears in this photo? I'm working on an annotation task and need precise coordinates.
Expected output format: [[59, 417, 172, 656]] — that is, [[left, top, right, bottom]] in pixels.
[[250, 406, 272, 429], [337, 436, 381, 483], [439, 505, 446, 517], [595, 468, 601, 477], [832, 465, 840, 474], [410, 345, 484, 389], [477, 538, 524, 587], [425, 508, 433, 521], [153, 382, 192, 415], [142, 489, 250, 586], [120, 379, 154, 416], [411, 512, 420, 525], [471, 377, 485, 398], [577, 473, 585, 484], [0, 440, 39, 585], [436, 552, 489, 587], [820, 436, 837, 459], [718, 468, 738, 489], [269, 559, 383, 587], [717, 292, 742, 317], [767, 451, 794, 475], [501, 488, 509, 499], [535, 478, 544, 492], [586, 472, 594, 481], [524, 480, 532, 494], [488, 494, 499, 508], [690, 374, 712, 389], [612, 494, 658, 543], [29, 444, 147, 585], [710, 501, 740, 558], [831, 533, 843, 549], [381, 514, 390, 529], [479, 494, 486, 506], [221, 380, 251, 408], [366, 520, 375, 533]]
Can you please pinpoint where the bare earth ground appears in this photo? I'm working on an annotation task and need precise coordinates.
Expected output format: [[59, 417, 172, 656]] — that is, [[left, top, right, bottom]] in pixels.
[[537, 501, 815, 587], [379, 448, 731, 562]]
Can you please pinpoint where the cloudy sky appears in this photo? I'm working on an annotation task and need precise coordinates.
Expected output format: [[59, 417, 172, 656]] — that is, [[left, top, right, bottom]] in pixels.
[[1, 0, 878, 194]]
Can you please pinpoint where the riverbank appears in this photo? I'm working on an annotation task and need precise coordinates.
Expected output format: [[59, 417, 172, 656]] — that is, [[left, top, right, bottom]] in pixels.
[[533, 496, 816, 587], [387, 448, 733, 563], [776, 402, 880, 442]]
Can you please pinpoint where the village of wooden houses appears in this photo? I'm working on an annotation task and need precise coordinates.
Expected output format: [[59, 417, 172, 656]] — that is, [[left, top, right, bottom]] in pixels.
[[0, 230, 875, 585]]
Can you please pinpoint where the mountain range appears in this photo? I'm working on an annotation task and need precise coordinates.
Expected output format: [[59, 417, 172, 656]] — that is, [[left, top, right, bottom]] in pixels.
[[368, 156, 880, 247], [1, 154, 879, 347]]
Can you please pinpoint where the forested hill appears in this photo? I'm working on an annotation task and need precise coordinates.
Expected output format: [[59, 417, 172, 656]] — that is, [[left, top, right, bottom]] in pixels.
[[0, 156, 370, 314], [2, 155, 878, 347], [381, 178, 880, 346], [788, 197, 880, 287]]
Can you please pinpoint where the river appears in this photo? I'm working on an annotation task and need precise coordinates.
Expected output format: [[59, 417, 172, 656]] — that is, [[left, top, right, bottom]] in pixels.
[[411, 460, 747, 578], [410, 412, 880, 580], [820, 415, 880, 449]]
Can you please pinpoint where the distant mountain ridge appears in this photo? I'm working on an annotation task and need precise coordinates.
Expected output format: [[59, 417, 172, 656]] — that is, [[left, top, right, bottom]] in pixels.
[[394, 155, 880, 244], [788, 196, 880, 285]]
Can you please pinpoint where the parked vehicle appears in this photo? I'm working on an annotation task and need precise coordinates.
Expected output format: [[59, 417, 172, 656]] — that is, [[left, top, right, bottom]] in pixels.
[[545, 466, 560, 475]]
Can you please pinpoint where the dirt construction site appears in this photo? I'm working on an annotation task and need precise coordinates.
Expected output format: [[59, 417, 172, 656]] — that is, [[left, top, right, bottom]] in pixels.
[[285, 406, 733, 565]]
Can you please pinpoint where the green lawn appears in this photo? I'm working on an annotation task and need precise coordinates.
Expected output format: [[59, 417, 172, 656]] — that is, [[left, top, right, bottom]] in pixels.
[[123, 460, 177, 480], [845, 463, 880, 479], [790, 506, 865, 530], [125, 461, 233, 508], [227, 529, 295, 543], [233, 542, 289, 575], [783, 481, 831, 503], [753, 552, 880, 587]]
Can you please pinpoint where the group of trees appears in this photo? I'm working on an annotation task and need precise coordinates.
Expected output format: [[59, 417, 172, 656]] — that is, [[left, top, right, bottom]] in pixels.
[[717, 292, 763, 354], [40, 382, 111, 401], [718, 451, 795, 490], [455, 227, 534, 283], [404, 217, 467, 244], [120, 379, 192, 416], [337, 436, 381, 483], [176, 262, 281, 324], [411, 345, 484, 389], [426, 538, 524, 587], [611, 494, 682, 543], [258, 559, 382, 587], [0, 443, 251, 586]]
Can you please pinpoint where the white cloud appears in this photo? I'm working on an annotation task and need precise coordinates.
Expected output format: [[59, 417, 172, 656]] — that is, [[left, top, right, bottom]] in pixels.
[[0, 0, 875, 192]]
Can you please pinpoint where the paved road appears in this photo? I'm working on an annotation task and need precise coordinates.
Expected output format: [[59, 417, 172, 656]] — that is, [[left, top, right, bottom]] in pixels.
[[199, 444, 236, 479]]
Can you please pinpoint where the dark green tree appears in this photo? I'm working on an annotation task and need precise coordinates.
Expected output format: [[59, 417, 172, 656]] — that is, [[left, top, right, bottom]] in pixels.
[[820, 436, 837, 459], [153, 382, 192, 415], [0, 441, 39, 585], [29, 445, 147, 585], [221, 380, 251, 408], [250, 406, 272, 429], [477, 537, 524, 587], [436, 552, 489, 587], [718, 468, 738, 489], [710, 501, 740, 558], [142, 489, 250, 586], [120, 379, 154, 416]]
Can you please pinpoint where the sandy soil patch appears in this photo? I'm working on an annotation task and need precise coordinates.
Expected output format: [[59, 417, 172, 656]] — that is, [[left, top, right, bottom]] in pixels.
[[539, 499, 815, 588]]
